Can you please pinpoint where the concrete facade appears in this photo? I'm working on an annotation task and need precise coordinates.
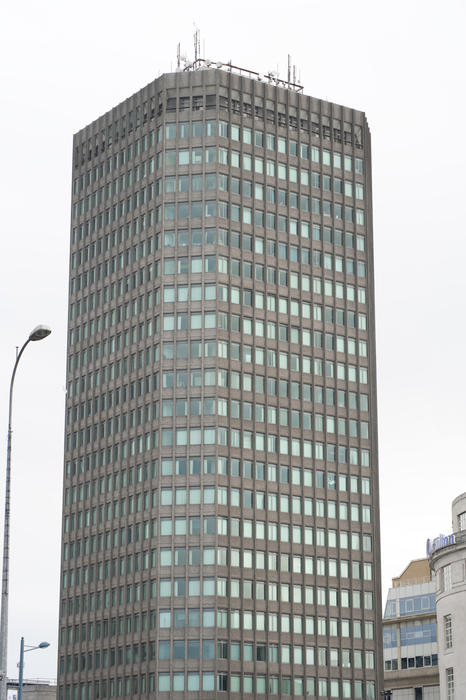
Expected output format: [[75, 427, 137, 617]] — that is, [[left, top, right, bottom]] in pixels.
[[58, 63, 382, 698], [8, 682, 56, 700], [430, 493, 466, 700]]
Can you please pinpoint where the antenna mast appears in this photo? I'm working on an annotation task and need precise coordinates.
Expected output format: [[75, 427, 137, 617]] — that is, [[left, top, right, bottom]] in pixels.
[[180, 47, 304, 92], [194, 26, 200, 64]]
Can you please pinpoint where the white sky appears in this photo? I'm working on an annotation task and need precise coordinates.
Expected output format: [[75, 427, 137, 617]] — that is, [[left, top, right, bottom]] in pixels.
[[0, 0, 465, 680]]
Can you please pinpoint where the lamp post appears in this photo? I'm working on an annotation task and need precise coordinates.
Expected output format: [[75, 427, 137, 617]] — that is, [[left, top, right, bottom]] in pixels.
[[0, 325, 51, 700], [18, 638, 50, 700]]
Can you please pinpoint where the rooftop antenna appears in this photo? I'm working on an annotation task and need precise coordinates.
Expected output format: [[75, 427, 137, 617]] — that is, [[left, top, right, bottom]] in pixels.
[[176, 43, 181, 70], [194, 25, 200, 63], [288, 54, 291, 87]]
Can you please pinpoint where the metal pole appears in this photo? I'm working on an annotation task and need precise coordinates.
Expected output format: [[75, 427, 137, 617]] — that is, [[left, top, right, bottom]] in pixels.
[[17, 637, 24, 700], [0, 340, 30, 700]]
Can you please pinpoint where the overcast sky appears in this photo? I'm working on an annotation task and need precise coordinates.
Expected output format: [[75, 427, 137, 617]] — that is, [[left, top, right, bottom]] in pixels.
[[0, 0, 465, 680]]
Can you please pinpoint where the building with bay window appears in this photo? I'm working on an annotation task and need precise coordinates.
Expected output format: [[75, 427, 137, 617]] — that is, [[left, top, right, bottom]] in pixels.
[[59, 61, 382, 698], [429, 492, 466, 700]]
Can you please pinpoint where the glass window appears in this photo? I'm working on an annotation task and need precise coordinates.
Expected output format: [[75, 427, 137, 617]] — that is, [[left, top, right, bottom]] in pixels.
[[444, 614, 453, 648], [446, 668, 454, 700], [158, 674, 170, 692]]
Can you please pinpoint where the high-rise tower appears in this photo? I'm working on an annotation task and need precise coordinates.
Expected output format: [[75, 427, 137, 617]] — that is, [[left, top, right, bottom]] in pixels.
[[59, 62, 382, 698]]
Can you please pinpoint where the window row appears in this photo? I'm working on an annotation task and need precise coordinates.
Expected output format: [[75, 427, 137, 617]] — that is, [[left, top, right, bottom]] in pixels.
[[165, 397, 368, 430], [60, 673, 375, 699], [159, 172, 364, 201], [70, 250, 155, 295], [63, 527, 373, 569], [83, 422, 371, 464], [73, 157, 155, 214], [66, 485, 372, 534], [64, 511, 373, 562], [163, 335, 368, 364], [61, 601, 374, 642], [72, 244, 366, 294], [158, 198, 365, 228], [72, 222, 366, 268], [62, 547, 374, 600], [64, 443, 372, 491], [67, 388, 369, 437], [74, 172, 155, 217], [160, 224, 365, 252], [161, 363, 369, 391], [165, 296, 369, 331], [62, 546, 374, 592], [66, 430, 371, 474], [193, 632, 376, 664], [65, 492, 372, 536], [162, 118, 364, 174], [64, 460, 369, 502], [70, 278, 366, 335], [64, 480, 373, 535], [75, 170, 362, 229], [68, 406, 370, 454], [163, 304, 367, 333], [62, 639, 374, 675], [69, 246, 367, 302], [73, 132, 155, 192], [155, 672, 374, 697], [163, 119, 220, 141], [383, 622, 437, 649], [68, 350, 370, 401], [162, 249, 367, 278], [163, 142, 362, 177], [71, 212, 367, 272], [68, 308, 368, 360], [68, 333, 369, 384], [62, 578, 373, 626], [161, 431, 370, 460], [384, 653, 438, 671], [71, 226, 156, 268]]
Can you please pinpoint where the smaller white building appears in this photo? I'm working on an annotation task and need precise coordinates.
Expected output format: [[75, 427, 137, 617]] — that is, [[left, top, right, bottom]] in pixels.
[[429, 492, 466, 700]]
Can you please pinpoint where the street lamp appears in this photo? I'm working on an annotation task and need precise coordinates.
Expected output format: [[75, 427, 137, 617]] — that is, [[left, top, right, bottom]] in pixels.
[[0, 325, 51, 700], [18, 638, 50, 700]]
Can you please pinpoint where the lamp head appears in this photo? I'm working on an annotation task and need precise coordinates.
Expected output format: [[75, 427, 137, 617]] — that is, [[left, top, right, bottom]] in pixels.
[[38, 642, 50, 649], [29, 325, 52, 342]]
